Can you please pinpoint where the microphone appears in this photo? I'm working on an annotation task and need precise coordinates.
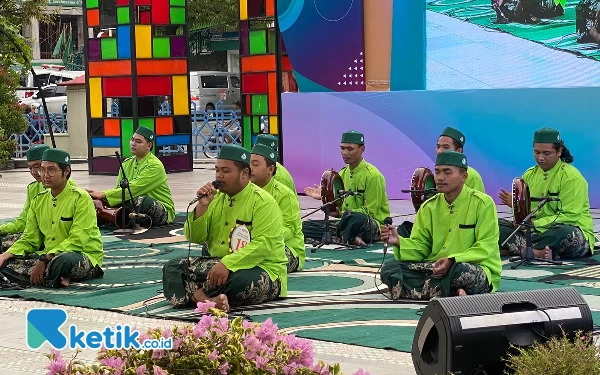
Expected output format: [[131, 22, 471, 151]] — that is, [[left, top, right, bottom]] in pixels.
[[531, 196, 560, 202], [129, 212, 148, 219], [189, 180, 222, 205], [383, 217, 393, 255], [401, 188, 438, 193]]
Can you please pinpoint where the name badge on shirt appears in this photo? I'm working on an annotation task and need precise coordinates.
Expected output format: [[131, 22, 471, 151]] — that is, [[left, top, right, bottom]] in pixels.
[[229, 224, 251, 253]]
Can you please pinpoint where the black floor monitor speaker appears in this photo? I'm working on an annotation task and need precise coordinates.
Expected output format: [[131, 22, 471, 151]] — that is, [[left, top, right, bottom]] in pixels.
[[412, 287, 592, 375]]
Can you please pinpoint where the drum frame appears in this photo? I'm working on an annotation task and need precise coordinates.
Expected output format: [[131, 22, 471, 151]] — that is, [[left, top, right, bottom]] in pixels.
[[320, 168, 345, 216]]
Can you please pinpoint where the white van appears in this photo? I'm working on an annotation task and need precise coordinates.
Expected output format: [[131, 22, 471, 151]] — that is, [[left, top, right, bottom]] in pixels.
[[17, 66, 84, 100], [189, 71, 241, 112]]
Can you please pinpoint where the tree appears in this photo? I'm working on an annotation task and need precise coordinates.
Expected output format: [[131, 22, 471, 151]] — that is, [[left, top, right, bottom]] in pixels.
[[0, 0, 52, 164], [188, 0, 239, 30]]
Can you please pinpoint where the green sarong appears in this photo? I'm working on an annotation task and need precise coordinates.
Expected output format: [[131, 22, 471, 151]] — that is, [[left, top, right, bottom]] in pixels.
[[0, 252, 103, 288], [302, 211, 380, 244], [162, 256, 282, 308], [499, 219, 590, 259], [285, 247, 300, 273], [380, 260, 491, 300], [130, 196, 169, 226]]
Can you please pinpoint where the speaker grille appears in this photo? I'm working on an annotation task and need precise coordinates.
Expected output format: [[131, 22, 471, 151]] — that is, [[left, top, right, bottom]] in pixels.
[[434, 287, 586, 317]]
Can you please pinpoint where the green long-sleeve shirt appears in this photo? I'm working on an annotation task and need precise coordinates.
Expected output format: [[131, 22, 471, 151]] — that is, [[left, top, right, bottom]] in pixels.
[[339, 159, 390, 224], [466, 166, 485, 193], [522, 160, 595, 251], [0, 181, 45, 235], [274, 162, 297, 195], [395, 186, 502, 292], [184, 182, 288, 296], [103, 153, 175, 223], [263, 178, 305, 270], [8, 185, 104, 267]]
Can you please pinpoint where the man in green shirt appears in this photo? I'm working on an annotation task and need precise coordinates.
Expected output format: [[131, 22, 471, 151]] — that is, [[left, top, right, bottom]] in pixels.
[[436, 127, 485, 193], [0, 144, 49, 252], [254, 134, 297, 195], [0, 149, 104, 288], [87, 126, 175, 227], [162, 144, 288, 311], [303, 130, 391, 246], [498, 127, 594, 260], [380, 151, 501, 299], [250, 143, 305, 272]]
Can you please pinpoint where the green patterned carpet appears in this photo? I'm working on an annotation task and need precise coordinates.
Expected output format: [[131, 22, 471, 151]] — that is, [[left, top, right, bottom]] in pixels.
[[2, 215, 600, 352], [427, 0, 600, 62]]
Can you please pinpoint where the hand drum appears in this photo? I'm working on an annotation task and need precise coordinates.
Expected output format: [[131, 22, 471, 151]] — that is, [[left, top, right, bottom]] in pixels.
[[320, 169, 345, 216]]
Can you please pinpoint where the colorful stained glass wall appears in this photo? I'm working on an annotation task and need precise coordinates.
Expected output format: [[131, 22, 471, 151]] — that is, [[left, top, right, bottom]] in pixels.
[[84, 0, 192, 174], [239, 0, 298, 153]]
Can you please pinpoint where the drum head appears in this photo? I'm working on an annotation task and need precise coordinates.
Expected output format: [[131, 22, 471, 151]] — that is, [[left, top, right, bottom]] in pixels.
[[411, 167, 436, 212], [512, 177, 531, 225], [321, 169, 345, 213]]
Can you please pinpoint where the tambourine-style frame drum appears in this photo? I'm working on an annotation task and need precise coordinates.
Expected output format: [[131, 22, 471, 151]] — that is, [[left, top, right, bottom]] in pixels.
[[410, 167, 436, 212], [512, 177, 531, 226], [93, 199, 132, 229], [320, 169, 345, 216]]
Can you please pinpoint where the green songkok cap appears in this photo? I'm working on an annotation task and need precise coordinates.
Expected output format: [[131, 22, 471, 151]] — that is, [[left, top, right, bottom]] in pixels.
[[341, 130, 364, 145], [218, 144, 250, 165], [255, 134, 278, 151], [135, 126, 155, 142], [533, 127, 561, 144], [26, 144, 50, 162], [251, 144, 277, 164], [42, 148, 71, 166], [441, 127, 465, 147], [436, 150, 468, 169]]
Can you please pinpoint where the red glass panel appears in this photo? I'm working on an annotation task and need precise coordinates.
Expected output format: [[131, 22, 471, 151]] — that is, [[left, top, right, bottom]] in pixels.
[[241, 73, 267, 94], [137, 76, 172, 96], [282, 55, 292, 71], [156, 117, 173, 135], [152, 0, 169, 24], [268, 72, 277, 114], [102, 77, 132, 97], [87, 9, 100, 26], [266, 0, 274, 16], [135, 0, 151, 4], [139, 10, 150, 24], [104, 119, 121, 136], [116, 0, 128, 5]]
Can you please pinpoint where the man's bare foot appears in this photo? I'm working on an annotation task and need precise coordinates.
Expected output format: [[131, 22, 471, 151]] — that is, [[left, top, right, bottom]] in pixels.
[[457, 289, 467, 296], [353, 236, 367, 247], [530, 246, 552, 260], [60, 277, 70, 287], [192, 289, 229, 312]]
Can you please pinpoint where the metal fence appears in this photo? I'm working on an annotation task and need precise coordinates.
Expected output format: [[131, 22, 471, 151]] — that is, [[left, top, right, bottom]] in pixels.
[[10, 100, 249, 159]]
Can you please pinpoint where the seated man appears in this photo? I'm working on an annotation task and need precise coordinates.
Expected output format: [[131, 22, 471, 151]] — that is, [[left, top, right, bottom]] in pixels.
[[576, 0, 600, 43], [498, 127, 594, 260], [162, 144, 288, 311], [303, 131, 390, 246], [0, 149, 104, 287], [87, 126, 175, 227], [492, 0, 564, 24], [254, 134, 297, 195], [380, 151, 501, 300], [0, 144, 49, 252], [436, 127, 485, 193], [250, 144, 305, 272]]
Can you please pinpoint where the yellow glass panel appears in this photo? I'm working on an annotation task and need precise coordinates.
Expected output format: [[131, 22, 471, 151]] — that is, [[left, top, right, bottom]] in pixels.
[[269, 116, 278, 134], [135, 25, 152, 59], [90, 77, 102, 118], [172, 75, 189, 115], [240, 0, 247, 20]]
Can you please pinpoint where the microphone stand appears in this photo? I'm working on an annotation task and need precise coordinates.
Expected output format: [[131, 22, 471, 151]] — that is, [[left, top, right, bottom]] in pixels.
[[503, 197, 562, 269], [113, 151, 139, 235], [302, 191, 361, 253]]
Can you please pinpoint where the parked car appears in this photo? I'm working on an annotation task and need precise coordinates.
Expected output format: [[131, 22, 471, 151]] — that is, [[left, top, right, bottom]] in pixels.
[[19, 84, 68, 114], [189, 71, 240, 112], [17, 66, 84, 100]]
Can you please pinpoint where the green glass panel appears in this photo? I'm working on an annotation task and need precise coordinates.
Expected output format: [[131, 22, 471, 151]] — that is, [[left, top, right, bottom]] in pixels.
[[101, 38, 117, 60], [121, 119, 134, 158], [249, 30, 266, 55], [170, 0, 185, 5], [243, 117, 251, 148], [267, 29, 276, 53], [117, 7, 129, 24], [251, 95, 268, 115], [252, 116, 260, 134], [138, 118, 155, 133], [86, 0, 98, 8], [170, 7, 186, 24], [153, 37, 170, 58]]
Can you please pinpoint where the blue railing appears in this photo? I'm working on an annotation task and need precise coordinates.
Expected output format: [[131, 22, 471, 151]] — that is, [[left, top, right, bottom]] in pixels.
[[10, 100, 249, 159]]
